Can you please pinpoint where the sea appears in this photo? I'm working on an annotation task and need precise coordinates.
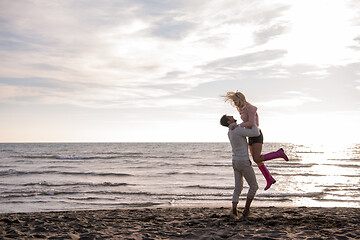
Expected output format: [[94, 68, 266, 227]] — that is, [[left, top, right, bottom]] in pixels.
[[0, 142, 359, 213]]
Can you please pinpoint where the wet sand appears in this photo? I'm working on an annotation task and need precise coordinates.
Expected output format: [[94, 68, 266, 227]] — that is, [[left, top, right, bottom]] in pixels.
[[1, 206, 359, 239]]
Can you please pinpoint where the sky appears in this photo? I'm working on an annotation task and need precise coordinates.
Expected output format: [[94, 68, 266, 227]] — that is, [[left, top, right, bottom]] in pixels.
[[0, 0, 359, 144]]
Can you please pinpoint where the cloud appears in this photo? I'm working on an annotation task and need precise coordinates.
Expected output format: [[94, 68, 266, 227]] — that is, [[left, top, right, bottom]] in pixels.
[[224, 2, 290, 26], [0, 0, 359, 113], [350, 35, 360, 51], [0, 0, 360, 143], [253, 23, 288, 45], [0, 84, 37, 100], [256, 91, 320, 108], [348, 0, 360, 25], [0, 77, 69, 89], [150, 17, 196, 40], [202, 49, 287, 70]]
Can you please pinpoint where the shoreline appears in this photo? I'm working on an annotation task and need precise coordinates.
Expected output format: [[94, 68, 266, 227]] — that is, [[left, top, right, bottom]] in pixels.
[[1, 206, 359, 239], [2, 201, 359, 215]]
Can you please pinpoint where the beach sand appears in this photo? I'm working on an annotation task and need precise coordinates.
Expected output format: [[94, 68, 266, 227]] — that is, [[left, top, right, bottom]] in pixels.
[[1, 206, 359, 239]]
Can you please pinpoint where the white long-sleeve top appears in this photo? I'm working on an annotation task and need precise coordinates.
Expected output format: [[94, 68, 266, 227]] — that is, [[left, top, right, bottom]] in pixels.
[[228, 123, 260, 161]]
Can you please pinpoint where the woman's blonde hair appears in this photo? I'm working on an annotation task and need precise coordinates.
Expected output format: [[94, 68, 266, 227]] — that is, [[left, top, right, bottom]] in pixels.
[[223, 91, 248, 111]]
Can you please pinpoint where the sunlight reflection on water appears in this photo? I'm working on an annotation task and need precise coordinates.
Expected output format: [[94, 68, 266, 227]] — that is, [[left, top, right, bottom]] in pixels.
[[273, 143, 360, 207]]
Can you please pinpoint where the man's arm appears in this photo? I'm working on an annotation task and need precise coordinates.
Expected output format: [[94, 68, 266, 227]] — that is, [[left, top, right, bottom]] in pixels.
[[240, 120, 254, 128], [233, 125, 260, 137]]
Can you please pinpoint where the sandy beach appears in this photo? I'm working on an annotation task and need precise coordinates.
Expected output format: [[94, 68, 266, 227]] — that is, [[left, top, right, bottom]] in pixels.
[[1, 206, 359, 239]]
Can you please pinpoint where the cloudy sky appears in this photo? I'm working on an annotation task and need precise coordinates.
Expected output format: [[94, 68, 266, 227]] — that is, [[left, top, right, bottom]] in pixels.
[[0, 0, 359, 144]]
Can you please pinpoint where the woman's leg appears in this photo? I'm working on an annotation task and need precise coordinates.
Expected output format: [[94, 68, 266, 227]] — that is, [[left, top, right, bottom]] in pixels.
[[249, 143, 264, 165], [263, 148, 289, 161], [250, 143, 276, 190], [258, 164, 276, 190], [250, 143, 289, 163]]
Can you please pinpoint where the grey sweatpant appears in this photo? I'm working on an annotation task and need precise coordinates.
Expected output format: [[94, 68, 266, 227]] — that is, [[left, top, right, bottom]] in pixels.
[[232, 160, 259, 202]]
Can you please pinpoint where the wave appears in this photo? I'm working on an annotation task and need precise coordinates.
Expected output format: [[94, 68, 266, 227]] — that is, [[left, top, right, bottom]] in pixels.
[[275, 173, 327, 177], [0, 169, 133, 177], [67, 196, 117, 201], [21, 181, 131, 187], [0, 191, 79, 198], [257, 192, 325, 198], [328, 158, 360, 161], [0, 190, 168, 200], [6, 187, 325, 200], [61, 172, 133, 177], [193, 164, 231, 167], [94, 152, 143, 156], [315, 199, 360, 203], [17, 155, 135, 160], [296, 151, 324, 154], [2, 189, 358, 208], [13, 153, 192, 160], [141, 155, 189, 159], [323, 187, 360, 192], [0, 190, 233, 199], [266, 163, 316, 168], [322, 163, 360, 169], [185, 185, 233, 190], [162, 171, 217, 176], [0, 200, 163, 209], [69, 201, 163, 208]]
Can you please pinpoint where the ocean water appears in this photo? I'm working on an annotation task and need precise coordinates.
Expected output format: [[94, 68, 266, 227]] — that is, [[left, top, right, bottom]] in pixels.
[[0, 142, 359, 213]]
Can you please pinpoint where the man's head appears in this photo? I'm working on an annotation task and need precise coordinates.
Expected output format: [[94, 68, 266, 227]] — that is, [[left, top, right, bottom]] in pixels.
[[220, 115, 236, 127]]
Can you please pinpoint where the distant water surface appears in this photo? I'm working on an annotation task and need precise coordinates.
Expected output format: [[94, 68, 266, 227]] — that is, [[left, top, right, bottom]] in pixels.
[[0, 142, 359, 213]]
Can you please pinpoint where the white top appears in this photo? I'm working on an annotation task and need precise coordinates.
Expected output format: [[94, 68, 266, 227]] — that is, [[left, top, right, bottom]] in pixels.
[[228, 123, 260, 161]]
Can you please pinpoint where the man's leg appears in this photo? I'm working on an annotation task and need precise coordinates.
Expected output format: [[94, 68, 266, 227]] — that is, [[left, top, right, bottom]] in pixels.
[[232, 162, 243, 216], [232, 202, 238, 216], [243, 197, 253, 217], [242, 162, 258, 217]]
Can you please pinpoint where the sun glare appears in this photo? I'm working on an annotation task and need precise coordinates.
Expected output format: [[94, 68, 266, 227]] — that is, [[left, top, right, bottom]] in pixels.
[[278, 0, 357, 65], [261, 111, 360, 145]]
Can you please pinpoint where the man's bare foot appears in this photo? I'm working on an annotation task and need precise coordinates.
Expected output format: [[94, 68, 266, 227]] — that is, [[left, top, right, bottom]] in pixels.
[[232, 208, 238, 216], [242, 209, 250, 218]]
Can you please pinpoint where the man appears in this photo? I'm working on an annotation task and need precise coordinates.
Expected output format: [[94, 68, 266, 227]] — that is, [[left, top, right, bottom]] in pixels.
[[220, 114, 260, 217]]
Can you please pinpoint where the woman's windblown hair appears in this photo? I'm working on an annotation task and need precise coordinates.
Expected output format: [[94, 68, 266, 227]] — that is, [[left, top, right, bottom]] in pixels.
[[223, 91, 247, 111]]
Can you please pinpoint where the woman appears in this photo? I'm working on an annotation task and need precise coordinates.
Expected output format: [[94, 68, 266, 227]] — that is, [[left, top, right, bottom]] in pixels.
[[224, 91, 289, 190]]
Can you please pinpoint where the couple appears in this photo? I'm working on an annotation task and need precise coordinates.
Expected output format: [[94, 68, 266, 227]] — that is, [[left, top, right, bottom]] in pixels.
[[220, 91, 289, 217]]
